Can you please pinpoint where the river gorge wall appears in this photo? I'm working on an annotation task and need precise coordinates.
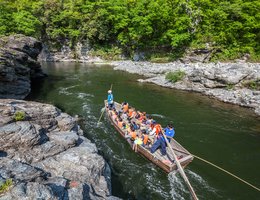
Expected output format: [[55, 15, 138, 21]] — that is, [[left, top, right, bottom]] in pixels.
[[0, 35, 46, 99]]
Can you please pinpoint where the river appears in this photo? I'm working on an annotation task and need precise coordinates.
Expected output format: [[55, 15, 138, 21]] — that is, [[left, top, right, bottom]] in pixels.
[[27, 62, 260, 200]]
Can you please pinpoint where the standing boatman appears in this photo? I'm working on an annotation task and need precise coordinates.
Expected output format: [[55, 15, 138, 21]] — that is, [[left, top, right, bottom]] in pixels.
[[107, 90, 114, 110]]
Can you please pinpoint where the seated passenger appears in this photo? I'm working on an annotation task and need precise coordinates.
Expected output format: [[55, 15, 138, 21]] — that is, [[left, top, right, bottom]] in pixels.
[[149, 121, 162, 144], [121, 112, 128, 120], [138, 112, 146, 122], [117, 118, 124, 128], [150, 132, 166, 156], [133, 133, 143, 152], [128, 107, 136, 119], [141, 131, 149, 147], [146, 115, 153, 125], [135, 112, 140, 119], [131, 121, 140, 130], [122, 102, 129, 113], [125, 126, 137, 140], [112, 111, 118, 121]]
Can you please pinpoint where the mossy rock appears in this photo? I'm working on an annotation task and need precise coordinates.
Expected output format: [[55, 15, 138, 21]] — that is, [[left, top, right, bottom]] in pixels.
[[0, 179, 12, 194], [14, 111, 26, 121]]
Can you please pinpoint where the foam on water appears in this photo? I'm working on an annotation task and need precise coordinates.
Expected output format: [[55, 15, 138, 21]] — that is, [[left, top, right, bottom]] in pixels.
[[58, 85, 79, 95], [82, 103, 92, 114], [168, 172, 189, 200], [144, 171, 169, 199], [77, 92, 95, 99], [186, 170, 219, 195], [150, 113, 166, 119], [168, 169, 220, 199]]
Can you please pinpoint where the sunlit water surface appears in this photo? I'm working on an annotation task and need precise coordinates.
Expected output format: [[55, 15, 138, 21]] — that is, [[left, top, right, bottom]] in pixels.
[[27, 62, 260, 200]]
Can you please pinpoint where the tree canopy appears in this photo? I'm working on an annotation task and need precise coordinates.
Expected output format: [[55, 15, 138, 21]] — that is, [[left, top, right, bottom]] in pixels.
[[0, 0, 259, 60]]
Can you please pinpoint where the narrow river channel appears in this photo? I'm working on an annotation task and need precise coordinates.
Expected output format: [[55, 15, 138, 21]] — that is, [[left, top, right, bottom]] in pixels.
[[27, 62, 260, 200]]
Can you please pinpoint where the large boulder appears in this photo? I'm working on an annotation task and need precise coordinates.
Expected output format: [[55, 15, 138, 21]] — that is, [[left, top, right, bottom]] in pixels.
[[0, 99, 119, 199], [0, 35, 45, 99]]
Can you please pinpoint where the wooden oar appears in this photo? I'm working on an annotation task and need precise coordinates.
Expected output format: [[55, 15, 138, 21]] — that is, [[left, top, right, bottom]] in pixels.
[[162, 132, 198, 200], [97, 84, 113, 124]]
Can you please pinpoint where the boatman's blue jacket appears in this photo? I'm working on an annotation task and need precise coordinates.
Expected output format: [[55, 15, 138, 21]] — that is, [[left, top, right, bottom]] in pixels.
[[164, 127, 175, 138], [107, 93, 113, 104]]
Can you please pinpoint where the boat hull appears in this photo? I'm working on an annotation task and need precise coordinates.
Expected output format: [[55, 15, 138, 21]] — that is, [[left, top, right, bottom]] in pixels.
[[104, 100, 193, 173]]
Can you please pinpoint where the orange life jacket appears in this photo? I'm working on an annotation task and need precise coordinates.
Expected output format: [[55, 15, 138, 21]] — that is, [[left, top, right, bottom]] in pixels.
[[155, 124, 162, 135], [123, 104, 129, 113], [128, 109, 133, 117], [130, 131, 137, 140], [118, 121, 123, 128], [142, 134, 149, 145]]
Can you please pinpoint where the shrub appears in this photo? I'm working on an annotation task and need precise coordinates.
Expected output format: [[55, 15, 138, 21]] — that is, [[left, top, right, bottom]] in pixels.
[[165, 70, 186, 83], [0, 179, 12, 194], [14, 111, 25, 121], [88, 46, 123, 60]]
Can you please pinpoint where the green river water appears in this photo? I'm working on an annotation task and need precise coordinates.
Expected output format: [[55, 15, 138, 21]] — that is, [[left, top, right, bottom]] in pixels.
[[27, 62, 260, 200]]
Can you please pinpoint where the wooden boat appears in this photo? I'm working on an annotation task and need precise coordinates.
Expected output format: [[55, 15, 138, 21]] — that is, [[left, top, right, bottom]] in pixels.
[[104, 100, 194, 173]]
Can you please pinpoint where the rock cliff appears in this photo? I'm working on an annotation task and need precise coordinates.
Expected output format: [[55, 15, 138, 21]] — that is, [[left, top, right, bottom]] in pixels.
[[0, 35, 45, 99], [0, 99, 119, 200]]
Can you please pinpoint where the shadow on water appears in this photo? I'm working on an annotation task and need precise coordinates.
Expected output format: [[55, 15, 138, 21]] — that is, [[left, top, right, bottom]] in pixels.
[[0, 151, 7, 157], [27, 74, 66, 101]]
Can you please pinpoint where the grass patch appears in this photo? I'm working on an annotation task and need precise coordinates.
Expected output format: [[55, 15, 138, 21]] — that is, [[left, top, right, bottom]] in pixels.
[[14, 111, 25, 121], [0, 179, 12, 194], [242, 80, 260, 90], [165, 70, 186, 83], [150, 57, 171, 63], [226, 84, 235, 90]]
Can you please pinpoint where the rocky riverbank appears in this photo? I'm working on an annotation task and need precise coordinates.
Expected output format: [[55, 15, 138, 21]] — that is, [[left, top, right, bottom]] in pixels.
[[0, 35, 46, 99], [0, 99, 119, 200], [111, 61, 260, 117]]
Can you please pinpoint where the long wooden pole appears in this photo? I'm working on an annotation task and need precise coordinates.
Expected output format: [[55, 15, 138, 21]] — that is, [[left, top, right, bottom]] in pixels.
[[97, 84, 113, 124], [171, 147, 260, 192], [162, 132, 199, 200]]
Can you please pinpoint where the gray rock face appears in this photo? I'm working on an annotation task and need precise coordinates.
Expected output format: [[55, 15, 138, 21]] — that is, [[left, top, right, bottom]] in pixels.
[[0, 99, 118, 199], [38, 42, 104, 63], [0, 35, 45, 99], [112, 61, 260, 116]]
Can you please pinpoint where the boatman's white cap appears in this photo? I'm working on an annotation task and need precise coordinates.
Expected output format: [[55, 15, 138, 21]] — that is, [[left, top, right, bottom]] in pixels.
[[108, 90, 112, 93]]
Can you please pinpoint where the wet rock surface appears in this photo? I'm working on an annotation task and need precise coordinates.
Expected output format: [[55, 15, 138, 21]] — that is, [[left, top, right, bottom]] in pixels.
[[112, 61, 260, 116], [0, 35, 45, 99], [0, 99, 119, 200]]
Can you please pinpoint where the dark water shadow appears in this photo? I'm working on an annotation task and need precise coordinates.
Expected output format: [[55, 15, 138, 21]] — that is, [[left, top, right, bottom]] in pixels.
[[47, 183, 69, 200], [26, 74, 65, 101], [0, 151, 7, 157]]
